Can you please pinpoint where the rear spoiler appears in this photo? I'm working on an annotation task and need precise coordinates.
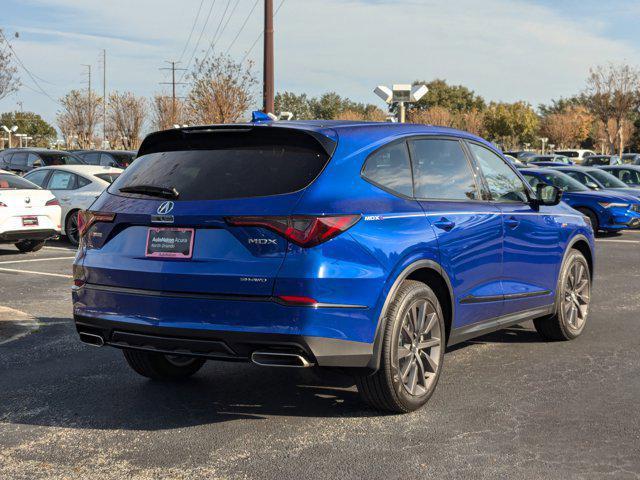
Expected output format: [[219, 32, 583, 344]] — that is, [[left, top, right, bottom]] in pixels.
[[137, 124, 337, 158]]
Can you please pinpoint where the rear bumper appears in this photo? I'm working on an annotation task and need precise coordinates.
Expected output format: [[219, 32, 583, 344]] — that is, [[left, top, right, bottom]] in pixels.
[[72, 283, 376, 368], [75, 315, 373, 368], [0, 228, 58, 243]]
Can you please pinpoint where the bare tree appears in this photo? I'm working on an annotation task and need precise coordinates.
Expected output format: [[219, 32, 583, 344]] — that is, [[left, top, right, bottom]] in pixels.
[[407, 106, 454, 127], [186, 54, 257, 124], [0, 29, 20, 101], [584, 64, 640, 156], [107, 91, 147, 149], [57, 89, 102, 149], [151, 94, 185, 131]]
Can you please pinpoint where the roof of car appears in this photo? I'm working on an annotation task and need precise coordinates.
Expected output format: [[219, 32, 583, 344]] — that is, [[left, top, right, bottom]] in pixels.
[[29, 165, 124, 176], [1, 148, 74, 153], [140, 121, 500, 157], [78, 150, 136, 155]]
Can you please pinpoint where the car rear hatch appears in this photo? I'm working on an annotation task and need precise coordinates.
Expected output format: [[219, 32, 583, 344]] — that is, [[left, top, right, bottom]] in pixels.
[[79, 125, 336, 297]]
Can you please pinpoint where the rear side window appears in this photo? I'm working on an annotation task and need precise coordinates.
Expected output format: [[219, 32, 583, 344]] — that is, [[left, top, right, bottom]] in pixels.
[[95, 172, 121, 183], [24, 169, 49, 187], [0, 173, 40, 190], [410, 139, 478, 200], [82, 152, 101, 165], [48, 171, 77, 190], [362, 142, 413, 197], [112, 133, 330, 201], [11, 152, 28, 166]]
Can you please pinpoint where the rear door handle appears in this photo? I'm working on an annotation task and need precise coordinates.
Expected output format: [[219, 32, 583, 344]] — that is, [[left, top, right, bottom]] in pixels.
[[504, 216, 519, 229], [433, 217, 456, 231]]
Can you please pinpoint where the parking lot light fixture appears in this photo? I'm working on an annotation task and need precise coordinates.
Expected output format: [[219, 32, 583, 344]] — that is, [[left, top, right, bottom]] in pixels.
[[374, 84, 428, 123], [1, 125, 18, 148]]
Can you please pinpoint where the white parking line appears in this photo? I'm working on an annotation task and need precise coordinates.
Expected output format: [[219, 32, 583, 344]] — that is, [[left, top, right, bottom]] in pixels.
[[0, 257, 75, 265], [44, 245, 77, 252], [596, 239, 640, 244], [0, 267, 72, 278]]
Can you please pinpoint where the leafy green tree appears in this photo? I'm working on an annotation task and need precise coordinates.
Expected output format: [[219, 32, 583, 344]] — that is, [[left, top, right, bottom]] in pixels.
[[411, 79, 485, 113], [483, 101, 539, 149], [275, 91, 386, 120], [538, 96, 586, 116], [0, 111, 56, 147], [274, 91, 313, 119]]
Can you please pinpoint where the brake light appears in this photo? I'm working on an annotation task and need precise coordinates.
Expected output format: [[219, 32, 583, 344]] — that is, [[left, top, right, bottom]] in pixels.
[[78, 210, 116, 238], [0, 202, 6, 207], [225, 215, 360, 247], [45, 198, 60, 206]]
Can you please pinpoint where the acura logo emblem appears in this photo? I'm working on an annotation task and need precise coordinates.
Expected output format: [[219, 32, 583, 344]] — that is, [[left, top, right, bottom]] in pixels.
[[157, 201, 174, 215], [24, 197, 31, 204]]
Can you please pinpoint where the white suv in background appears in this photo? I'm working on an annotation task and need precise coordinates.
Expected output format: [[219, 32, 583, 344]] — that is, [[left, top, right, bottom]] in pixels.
[[0, 170, 61, 253], [554, 149, 597, 164], [24, 165, 123, 246]]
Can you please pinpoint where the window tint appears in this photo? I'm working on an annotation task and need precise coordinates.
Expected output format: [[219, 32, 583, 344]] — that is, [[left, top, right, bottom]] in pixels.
[[468, 143, 528, 202], [563, 170, 591, 185], [0, 173, 40, 190], [82, 152, 101, 165], [100, 153, 116, 166], [77, 176, 92, 188], [112, 135, 330, 201], [95, 172, 121, 183], [41, 153, 84, 165], [362, 142, 413, 197], [27, 153, 42, 167], [615, 169, 640, 185], [410, 139, 477, 200], [588, 169, 627, 188], [48, 171, 77, 190], [24, 169, 49, 187], [11, 152, 28, 166]]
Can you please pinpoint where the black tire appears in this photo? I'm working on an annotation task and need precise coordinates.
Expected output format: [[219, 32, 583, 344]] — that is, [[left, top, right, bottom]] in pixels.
[[356, 280, 445, 413], [123, 349, 206, 380], [576, 207, 599, 234], [65, 210, 80, 246], [14, 240, 45, 253], [534, 250, 591, 341]]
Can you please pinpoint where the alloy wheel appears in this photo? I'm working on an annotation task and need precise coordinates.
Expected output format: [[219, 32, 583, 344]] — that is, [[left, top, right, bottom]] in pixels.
[[563, 259, 590, 330], [397, 299, 442, 396]]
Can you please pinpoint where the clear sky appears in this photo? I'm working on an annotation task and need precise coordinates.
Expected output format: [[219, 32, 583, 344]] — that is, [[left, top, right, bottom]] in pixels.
[[1, 0, 640, 130]]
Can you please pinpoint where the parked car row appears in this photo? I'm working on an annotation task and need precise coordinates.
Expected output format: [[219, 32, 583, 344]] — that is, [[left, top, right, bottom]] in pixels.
[[0, 148, 136, 174], [504, 148, 640, 167]]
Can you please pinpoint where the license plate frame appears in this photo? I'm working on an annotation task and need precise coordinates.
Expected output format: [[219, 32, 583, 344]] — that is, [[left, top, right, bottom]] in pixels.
[[22, 216, 39, 227], [145, 227, 195, 259]]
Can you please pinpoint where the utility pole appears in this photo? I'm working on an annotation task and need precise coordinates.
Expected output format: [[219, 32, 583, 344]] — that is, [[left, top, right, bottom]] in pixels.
[[82, 63, 92, 108], [160, 61, 187, 126], [102, 49, 107, 145], [263, 0, 274, 114]]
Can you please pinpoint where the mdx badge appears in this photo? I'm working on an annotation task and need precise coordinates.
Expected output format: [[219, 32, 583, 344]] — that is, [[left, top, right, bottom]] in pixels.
[[248, 238, 277, 245]]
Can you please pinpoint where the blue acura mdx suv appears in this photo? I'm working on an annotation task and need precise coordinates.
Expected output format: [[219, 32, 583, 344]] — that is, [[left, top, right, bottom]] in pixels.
[[73, 118, 595, 413]]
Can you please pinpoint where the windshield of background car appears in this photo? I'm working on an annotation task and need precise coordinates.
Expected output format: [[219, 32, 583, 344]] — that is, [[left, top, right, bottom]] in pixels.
[[587, 169, 627, 188], [537, 171, 589, 192], [0, 173, 40, 190], [40, 153, 84, 165]]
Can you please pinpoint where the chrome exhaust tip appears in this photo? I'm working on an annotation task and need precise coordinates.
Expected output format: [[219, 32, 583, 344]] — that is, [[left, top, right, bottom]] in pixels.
[[78, 332, 105, 347], [251, 351, 313, 368]]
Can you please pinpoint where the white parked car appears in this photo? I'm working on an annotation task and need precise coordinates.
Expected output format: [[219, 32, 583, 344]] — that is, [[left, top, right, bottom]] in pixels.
[[0, 169, 61, 253], [23, 165, 123, 246], [554, 149, 597, 165]]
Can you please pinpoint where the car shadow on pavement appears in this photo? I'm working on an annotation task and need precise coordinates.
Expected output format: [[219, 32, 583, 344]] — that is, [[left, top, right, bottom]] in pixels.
[[1, 323, 384, 431]]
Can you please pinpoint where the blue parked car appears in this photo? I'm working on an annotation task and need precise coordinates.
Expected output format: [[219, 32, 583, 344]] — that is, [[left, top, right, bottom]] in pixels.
[[600, 165, 640, 187], [73, 118, 595, 413], [549, 166, 640, 200], [521, 168, 640, 233]]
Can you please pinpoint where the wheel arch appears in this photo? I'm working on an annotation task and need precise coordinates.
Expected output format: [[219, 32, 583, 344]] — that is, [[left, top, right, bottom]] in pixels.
[[566, 234, 594, 281], [366, 259, 454, 372]]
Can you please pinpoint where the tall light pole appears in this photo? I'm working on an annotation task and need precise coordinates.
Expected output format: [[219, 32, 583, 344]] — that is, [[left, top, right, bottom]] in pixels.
[[263, 0, 275, 114], [374, 84, 428, 123], [1, 125, 18, 148]]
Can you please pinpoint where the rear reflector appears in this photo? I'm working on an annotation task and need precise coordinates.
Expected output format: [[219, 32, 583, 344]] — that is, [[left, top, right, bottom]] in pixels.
[[78, 210, 116, 238], [45, 198, 60, 207], [226, 215, 360, 248], [73, 279, 85, 287], [277, 295, 318, 306]]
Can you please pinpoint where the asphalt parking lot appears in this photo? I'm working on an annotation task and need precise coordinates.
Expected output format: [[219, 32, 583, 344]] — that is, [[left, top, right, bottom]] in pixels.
[[1, 234, 639, 480]]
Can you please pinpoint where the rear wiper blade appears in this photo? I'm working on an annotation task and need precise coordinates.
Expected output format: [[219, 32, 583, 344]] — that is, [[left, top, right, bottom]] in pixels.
[[119, 184, 179, 199]]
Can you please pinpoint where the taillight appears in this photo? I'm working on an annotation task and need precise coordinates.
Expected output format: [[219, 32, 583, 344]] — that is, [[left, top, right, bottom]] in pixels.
[[78, 210, 116, 238], [0, 202, 6, 207], [277, 295, 318, 306], [45, 198, 60, 206], [226, 215, 360, 248]]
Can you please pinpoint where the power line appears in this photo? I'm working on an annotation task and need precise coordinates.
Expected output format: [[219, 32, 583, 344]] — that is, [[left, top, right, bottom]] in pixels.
[[180, 0, 218, 82], [178, 0, 206, 63], [202, 0, 240, 60], [225, 0, 259, 55], [240, 0, 285, 64], [0, 29, 60, 105]]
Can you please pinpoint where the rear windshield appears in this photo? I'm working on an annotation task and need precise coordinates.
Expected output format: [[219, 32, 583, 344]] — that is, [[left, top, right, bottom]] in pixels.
[[95, 172, 121, 183], [0, 173, 40, 190], [41, 153, 84, 165], [111, 140, 330, 201]]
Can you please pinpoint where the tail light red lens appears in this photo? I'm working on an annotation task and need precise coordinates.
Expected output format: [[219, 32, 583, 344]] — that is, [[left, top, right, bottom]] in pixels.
[[78, 210, 116, 238], [45, 198, 60, 207], [277, 295, 318, 306], [0, 202, 6, 207], [226, 215, 360, 248]]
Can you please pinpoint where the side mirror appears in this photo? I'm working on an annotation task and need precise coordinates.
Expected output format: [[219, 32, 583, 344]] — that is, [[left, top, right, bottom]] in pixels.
[[534, 183, 562, 206], [585, 181, 599, 190]]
